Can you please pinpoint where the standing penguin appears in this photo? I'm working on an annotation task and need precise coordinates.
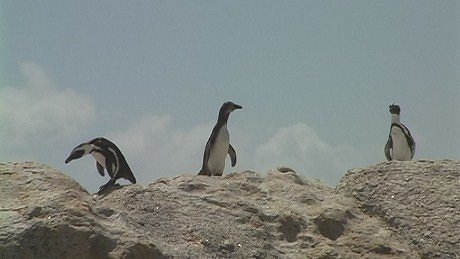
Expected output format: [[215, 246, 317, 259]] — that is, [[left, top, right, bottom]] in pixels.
[[198, 101, 242, 176], [384, 104, 416, 161], [65, 137, 136, 194]]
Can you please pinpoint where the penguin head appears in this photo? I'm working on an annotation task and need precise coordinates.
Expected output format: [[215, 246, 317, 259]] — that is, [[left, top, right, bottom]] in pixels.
[[389, 103, 401, 115], [65, 143, 93, 164], [220, 101, 243, 114]]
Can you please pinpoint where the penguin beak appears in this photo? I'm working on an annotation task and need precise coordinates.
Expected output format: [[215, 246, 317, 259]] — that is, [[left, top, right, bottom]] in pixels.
[[233, 104, 243, 110], [65, 150, 84, 164], [64, 157, 72, 164]]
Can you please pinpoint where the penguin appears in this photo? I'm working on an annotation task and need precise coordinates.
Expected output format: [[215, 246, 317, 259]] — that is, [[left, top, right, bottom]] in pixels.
[[198, 101, 242, 176], [384, 103, 416, 161], [65, 137, 136, 194]]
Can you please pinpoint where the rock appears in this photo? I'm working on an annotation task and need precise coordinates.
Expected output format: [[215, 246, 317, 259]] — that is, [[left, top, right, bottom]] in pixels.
[[314, 208, 351, 240], [277, 214, 304, 242], [277, 166, 297, 174], [3, 160, 457, 258], [337, 160, 460, 258]]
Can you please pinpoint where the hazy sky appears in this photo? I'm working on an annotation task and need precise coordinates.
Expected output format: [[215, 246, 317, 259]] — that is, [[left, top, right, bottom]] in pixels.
[[1, 1, 459, 192]]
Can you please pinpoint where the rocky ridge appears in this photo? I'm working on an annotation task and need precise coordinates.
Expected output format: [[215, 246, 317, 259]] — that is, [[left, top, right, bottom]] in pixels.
[[337, 160, 460, 258], [0, 160, 458, 258]]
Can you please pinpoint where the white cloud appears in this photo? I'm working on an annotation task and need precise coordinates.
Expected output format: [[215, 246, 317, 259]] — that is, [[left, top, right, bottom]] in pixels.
[[108, 120, 363, 186], [254, 123, 358, 185], [108, 115, 212, 183], [0, 63, 364, 190], [0, 62, 96, 147]]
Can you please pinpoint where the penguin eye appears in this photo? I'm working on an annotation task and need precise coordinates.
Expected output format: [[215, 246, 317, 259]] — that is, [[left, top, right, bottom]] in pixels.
[[74, 150, 85, 157]]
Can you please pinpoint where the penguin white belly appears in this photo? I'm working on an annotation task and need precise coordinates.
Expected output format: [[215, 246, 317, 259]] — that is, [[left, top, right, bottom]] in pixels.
[[391, 127, 412, 161], [91, 152, 107, 169], [207, 125, 229, 175]]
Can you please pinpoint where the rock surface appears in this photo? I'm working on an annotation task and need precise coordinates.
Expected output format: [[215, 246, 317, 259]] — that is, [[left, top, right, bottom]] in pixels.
[[0, 160, 458, 258], [337, 160, 460, 259]]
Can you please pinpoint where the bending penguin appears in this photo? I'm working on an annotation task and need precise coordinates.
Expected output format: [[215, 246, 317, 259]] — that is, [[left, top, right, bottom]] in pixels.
[[384, 103, 416, 161], [198, 101, 242, 176], [65, 137, 136, 194]]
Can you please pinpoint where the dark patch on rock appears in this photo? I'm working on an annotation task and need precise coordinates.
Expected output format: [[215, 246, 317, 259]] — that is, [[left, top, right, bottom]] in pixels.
[[278, 215, 303, 242], [14, 223, 116, 259], [94, 207, 115, 217], [314, 208, 351, 240], [26, 206, 42, 218], [121, 243, 169, 259], [371, 244, 393, 254], [220, 240, 235, 252], [179, 181, 208, 192]]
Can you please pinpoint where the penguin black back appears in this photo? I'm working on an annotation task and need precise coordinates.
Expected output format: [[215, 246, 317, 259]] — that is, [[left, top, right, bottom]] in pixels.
[[384, 104, 416, 161], [89, 137, 136, 183], [198, 101, 242, 176], [65, 137, 136, 194]]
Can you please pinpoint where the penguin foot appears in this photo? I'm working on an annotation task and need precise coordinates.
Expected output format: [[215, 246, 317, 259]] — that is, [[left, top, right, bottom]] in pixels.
[[97, 179, 116, 195], [97, 185, 109, 195], [197, 169, 210, 176]]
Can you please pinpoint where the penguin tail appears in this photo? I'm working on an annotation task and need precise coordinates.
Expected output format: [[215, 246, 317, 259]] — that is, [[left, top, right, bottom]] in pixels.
[[127, 172, 137, 184], [128, 175, 137, 184], [121, 168, 137, 184]]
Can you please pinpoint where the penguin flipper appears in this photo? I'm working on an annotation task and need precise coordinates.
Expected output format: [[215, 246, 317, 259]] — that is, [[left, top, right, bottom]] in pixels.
[[96, 162, 105, 176], [228, 144, 237, 167], [198, 140, 211, 176], [403, 125, 416, 159], [409, 137, 416, 159], [384, 135, 392, 161]]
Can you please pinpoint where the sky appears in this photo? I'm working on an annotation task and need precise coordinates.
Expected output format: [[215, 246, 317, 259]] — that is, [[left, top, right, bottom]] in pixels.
[[1, 1, 459, 192]]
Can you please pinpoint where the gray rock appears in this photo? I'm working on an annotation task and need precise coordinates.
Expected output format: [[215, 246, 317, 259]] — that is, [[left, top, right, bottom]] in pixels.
[[314, 208, 352, 240], [3, 160, 457, 258], [337, 160, 460, 258]]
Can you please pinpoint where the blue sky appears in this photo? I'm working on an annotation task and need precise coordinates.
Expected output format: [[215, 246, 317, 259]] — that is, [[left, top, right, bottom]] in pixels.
[[1, 1, 459, 192]]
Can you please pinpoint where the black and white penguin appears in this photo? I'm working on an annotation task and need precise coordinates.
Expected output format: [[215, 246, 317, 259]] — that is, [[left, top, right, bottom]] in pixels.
[[65, 137, 136, 194], [384, 104, 416, 161], [198, 101, 242, 176]]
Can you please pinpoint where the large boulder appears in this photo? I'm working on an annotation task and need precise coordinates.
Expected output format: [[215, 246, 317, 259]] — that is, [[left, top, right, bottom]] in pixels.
[[337, 160, 460, 258], [2, 160, 456, 258]]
